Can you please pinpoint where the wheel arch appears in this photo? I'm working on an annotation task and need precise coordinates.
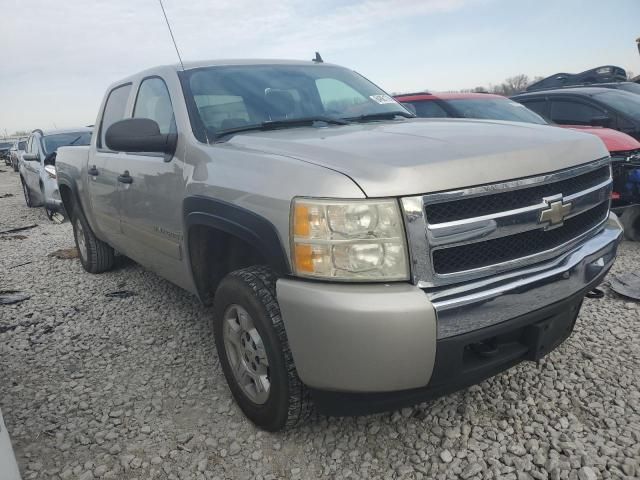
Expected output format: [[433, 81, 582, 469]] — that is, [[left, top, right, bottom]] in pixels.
[[184, 196, 291, 303]]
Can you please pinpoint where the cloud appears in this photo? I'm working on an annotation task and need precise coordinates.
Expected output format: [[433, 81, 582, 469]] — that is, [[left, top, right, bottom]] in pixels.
[[0, 0, 481, 131]]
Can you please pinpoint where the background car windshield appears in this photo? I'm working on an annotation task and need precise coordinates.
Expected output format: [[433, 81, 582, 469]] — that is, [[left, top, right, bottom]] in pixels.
[[595, 90, 640, 120], [42, 132, 92, 154], [446, 98, 548, 124], [184, 65, 407, 138]]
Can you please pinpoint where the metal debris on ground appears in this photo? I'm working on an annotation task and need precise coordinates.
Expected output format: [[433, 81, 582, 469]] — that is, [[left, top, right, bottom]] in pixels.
[[0, 235, 27, 241], [48, 248, 79, 259], [105, 290, 137, 299], [609, 272, 640, 301], [0, 193, 14, 198], [0, 291, 31, 305], [0, 224, 37, 235]]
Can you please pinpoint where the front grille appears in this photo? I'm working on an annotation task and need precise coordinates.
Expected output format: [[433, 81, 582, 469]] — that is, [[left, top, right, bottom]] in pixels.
[[404, 159, 613, 287], [425, 165, 610, 224], [432, 202, 609, 274]]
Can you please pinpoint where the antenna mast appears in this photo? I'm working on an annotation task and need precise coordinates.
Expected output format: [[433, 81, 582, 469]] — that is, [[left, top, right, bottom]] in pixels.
[[158, 0, 185, 70]]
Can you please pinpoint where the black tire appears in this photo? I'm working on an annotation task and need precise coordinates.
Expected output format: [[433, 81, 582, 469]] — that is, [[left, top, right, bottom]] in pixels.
[[71, 206, 114, 273], [20, 177, 33, 207], [213, 266, 312, 431], [619, 207, 640, 242]]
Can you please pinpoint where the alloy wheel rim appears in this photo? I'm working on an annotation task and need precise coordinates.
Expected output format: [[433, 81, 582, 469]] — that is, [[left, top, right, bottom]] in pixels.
[[222, 304, 271, 404], [75, 219, 88, 262]]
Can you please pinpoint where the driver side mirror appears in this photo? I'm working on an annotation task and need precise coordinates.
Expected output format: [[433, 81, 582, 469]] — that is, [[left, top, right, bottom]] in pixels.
[[105, 118, 177, 155], [589, 116, 612, 128], [23, 153, 39, 162]]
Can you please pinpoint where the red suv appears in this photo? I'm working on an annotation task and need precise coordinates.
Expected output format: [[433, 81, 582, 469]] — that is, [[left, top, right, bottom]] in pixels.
[[395, 92, 640, 240]]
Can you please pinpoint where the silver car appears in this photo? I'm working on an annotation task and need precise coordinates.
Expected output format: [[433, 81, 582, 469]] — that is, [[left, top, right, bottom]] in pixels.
[[9, 138, 27, 172], [20, 128, 92, 220]]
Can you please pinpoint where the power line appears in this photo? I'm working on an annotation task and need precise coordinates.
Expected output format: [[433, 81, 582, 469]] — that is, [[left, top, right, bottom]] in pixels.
[[158, 0, 185, 71]]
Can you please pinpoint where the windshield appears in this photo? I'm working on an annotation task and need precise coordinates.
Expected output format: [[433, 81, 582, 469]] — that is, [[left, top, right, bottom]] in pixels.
[[594, 90, 640, 120], [182, 64, 409, 141], [42, 131, 92, 154], [444, 98, 548, 125], [0, 142, 12, 149]]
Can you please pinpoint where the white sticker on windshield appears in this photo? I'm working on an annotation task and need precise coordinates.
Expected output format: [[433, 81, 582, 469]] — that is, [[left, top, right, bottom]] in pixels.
[[370, 94, 397, 105]]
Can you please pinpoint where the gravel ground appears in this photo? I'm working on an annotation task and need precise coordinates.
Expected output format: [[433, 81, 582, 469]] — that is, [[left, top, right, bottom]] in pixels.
[[1, 166, 639, 480]]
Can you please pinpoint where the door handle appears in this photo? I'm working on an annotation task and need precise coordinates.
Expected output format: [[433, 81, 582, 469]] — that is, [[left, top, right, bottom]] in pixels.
[[88, 165, 99, 176], [117, 171, 133, 184]]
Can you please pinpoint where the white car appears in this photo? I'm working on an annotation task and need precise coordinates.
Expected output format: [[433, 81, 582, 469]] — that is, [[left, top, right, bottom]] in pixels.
[[20, 127, 92, 221]]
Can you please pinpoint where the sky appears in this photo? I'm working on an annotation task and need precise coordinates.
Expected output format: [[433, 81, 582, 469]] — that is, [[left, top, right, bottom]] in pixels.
[[1, 0, 639, 134]]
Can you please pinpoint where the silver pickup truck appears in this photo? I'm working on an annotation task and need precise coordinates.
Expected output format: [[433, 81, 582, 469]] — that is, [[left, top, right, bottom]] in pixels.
[[56, 59, 623, 431]]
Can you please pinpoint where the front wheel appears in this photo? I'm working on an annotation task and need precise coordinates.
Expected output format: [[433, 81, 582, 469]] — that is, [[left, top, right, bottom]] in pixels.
[[213, 266, 312, 431], [72, 207, 114, 273]]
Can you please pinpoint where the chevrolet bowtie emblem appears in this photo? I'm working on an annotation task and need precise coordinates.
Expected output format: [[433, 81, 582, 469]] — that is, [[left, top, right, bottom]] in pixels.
[[539, 196, 572, 228]]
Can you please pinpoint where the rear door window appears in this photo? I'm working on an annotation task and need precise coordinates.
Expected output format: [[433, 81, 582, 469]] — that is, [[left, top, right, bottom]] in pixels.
[[133, 77, 176, 135], [99, 84, 132, 149], [550, 99, 606, 125]]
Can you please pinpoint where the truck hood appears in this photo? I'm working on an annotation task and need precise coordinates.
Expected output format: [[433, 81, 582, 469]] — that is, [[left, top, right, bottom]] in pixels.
[[227, 118, 609, 197], [561, 125, 640, 153]]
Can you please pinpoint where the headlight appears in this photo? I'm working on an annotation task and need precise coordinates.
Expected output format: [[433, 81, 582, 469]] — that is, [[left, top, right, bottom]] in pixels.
[[291, 198, 409, 281]]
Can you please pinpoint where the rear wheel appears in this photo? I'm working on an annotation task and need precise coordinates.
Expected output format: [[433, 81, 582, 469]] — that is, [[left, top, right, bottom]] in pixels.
[[20, 177, 33, 207], [72, 207, 114, 273], [619, 206, 640, 241], [213, 266, 312, 431]]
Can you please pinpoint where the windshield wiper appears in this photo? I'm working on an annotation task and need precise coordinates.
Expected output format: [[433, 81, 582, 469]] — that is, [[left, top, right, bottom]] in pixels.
[[214, 116, 349, 141], [346, 111, 415, 122]]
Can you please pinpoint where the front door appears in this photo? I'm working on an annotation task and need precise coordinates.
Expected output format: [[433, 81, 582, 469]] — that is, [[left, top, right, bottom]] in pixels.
[[118, 77, 185, 280]]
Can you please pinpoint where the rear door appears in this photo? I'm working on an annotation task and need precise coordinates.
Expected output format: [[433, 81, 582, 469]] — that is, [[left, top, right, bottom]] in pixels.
[[117, 76, 185, 277], [88, 83, 132, 249]]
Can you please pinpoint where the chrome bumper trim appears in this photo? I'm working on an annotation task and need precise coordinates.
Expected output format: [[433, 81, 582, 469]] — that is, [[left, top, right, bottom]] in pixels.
[[429, 215, 623, 339]]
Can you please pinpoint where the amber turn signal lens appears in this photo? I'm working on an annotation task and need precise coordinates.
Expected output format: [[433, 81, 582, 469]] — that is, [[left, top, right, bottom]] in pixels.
[[294, 205, 310, 237]]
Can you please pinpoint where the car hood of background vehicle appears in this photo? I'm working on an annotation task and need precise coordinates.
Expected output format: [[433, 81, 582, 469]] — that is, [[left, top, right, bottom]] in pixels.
[[227, 118, 609, 197], [562, 125, 640, 153]]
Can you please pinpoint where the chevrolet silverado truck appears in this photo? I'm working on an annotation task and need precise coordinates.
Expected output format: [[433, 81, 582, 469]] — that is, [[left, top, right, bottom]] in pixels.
[[56, 60, 623, 431]]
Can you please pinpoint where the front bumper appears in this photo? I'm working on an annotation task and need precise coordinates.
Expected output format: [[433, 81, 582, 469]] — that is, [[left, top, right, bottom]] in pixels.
[[276, 215, 622, 402]]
